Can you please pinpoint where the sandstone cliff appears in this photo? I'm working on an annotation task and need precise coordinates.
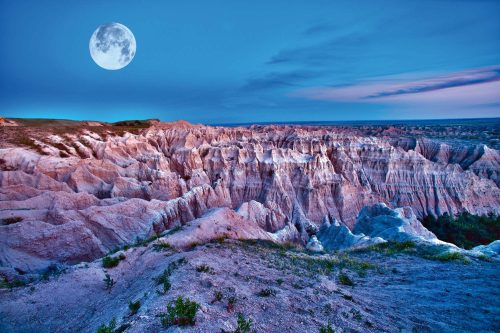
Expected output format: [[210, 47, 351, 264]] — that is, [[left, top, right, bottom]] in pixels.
[[0, 121, 498, 271]]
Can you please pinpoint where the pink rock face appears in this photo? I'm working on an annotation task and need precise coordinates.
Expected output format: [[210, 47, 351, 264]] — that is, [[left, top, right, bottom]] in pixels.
[[0, 122, 498, 271]]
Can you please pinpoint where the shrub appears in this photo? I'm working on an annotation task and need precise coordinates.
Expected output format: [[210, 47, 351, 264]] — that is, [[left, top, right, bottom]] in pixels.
[[103, 273, 115, 290], [357, 241, 415, 255], [0, 277, 26, 289], [102, 254, 125, 268], [319, 321, 335, 333], [422, 212, 500, 249], [154, 259, 185, 294], [153, 242, 173, 252], [234, 313, 255, 333], [427, 251, 466, 262], [227, 296, 237, 312], [129, 300, 141, 314], [257, 288, 276, 297], [160, 296, 200, 327], [96, 318, 116, 333], [338, 273, 354, 287], [196, 264, 213, 273], [212, 290, 223, 303]]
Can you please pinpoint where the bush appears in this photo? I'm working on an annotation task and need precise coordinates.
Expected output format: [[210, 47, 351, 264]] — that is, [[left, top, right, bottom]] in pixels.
[[103, 273, 115, 290], [338, 273, 354, 286], [160, 296, 200, 327], [154, 258, 185, 294], [227, 296, 237, 312], [153, 242, 173, 252], [257, 288, 276, 297], [102, 254, 125, 268], [212, 290, 223, 303], [319, 321, 335, 333], [426, 251, 466, 262], [196, 264, 213, 273], [422, 212, 500, 249], [96, 318, 116, 333], [129, 300, 141, 314], [234, 313, 255, 333]]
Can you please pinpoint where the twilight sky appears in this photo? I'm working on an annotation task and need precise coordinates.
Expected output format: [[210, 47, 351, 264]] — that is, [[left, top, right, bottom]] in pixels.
[[1, 0, 499, 124]]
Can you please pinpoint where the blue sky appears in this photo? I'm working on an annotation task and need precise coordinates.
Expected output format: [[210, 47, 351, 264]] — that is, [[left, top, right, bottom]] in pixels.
[[1, 0, 499, 124]]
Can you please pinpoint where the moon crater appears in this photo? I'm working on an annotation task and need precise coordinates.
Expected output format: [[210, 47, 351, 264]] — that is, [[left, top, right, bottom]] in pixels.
[[89, 23, 136, 70]]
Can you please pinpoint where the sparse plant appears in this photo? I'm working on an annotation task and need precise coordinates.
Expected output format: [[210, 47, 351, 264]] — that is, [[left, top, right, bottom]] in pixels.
[[196, 264, 213, 273], [129, 300, 141, 315], [153, 258, 186, 294], [338, 272, 354, 287], [102, 254, 125, 268], [153, 241, 173, 252], [234, 313, 255, 333], [319, 321, 335, 333], [0, 277, 26, 289], [212, 290, 223, 303], [227, 296, 237, 312], [96, 318, 116, 333], [41, 263, 61, 281], [103, 273, 115, 290], [350, 308, 362, 321], [160, 296, 200, 327], [276, 278, 284, 285], [426, 251, 466, 262], [257, 288, 276, 297]]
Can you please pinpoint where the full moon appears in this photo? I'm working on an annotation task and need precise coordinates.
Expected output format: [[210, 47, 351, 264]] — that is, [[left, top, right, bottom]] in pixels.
[[89, 22, 136, 70]]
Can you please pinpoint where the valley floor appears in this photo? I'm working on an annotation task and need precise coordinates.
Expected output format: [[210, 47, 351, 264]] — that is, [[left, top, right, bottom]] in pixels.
[[0, 240, 499, 333]]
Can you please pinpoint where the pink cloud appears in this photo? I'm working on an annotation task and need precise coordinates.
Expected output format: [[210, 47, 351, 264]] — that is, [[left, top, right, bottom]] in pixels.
[[291, 66, 500, 106]]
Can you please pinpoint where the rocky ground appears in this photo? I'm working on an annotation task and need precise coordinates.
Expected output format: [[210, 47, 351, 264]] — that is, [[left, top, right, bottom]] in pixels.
[[0, 238, 499, 333], [0, 118, 498, 332], [1, 119, 499, 275]]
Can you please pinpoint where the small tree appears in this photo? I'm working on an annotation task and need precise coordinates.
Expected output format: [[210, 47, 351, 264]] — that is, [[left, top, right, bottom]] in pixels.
[[103, 273, 115, 291], [160, 296, 200, 327]]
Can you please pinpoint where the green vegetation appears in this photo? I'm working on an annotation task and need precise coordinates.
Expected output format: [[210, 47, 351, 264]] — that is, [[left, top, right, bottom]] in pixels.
[[234, 313, 256, 333], [425, 251, 467, 262], [153, 241, 173, 252], [102, 254, 125, 268], [41, 264, 63, 281], [154, 258, 186, 294], [103, 273, 115, 290], [319, 321, 335, 333], [160, 296, 200, 327], [338, 272, 354, 286], [356, 240, 470, 263], [96, 318, 116, 333], [227, 296, 237, 312], [257, 288, 276, 297], [212, 290, 223, 303], [128, 300, 141, 315], [0, 277, 27, 289], [196, 264, 213, 273], [422, 212, 499, 249], [354, 240, 416, 255]]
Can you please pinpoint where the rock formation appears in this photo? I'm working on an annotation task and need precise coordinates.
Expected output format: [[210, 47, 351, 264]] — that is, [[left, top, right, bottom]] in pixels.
[[0, 120, 499, 272]]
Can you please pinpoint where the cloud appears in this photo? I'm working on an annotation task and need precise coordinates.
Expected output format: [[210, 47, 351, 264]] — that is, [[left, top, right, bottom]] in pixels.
[[291, 66, 500, 106], [242, 70, 322, 91], [303, 23, 338, 36]]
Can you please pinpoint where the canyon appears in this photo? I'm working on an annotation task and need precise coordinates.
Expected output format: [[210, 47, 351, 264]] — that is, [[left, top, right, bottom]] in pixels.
[[0, 119, 499, 332], [0, 119, 499, 274]]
